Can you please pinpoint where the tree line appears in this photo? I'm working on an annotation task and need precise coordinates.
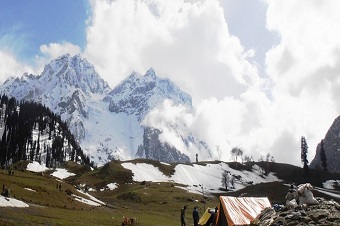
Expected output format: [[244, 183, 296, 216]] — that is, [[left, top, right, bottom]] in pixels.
[[225, 136, 328, 179], [0, 94, 93, 169]]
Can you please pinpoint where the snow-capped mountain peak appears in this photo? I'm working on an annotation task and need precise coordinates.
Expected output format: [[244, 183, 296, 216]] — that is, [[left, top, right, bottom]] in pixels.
[[105, 68, 192, 120], [145, 67, 156, 79], [39, 54, 110, 95]]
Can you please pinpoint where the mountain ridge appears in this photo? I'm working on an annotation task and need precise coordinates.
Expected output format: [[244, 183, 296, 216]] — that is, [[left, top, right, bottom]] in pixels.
[[0, 54, 210, 166]]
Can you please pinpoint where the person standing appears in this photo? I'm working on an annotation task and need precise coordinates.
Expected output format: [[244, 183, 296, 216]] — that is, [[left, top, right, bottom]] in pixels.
[[212, 207, 218, 225], [285, 184, 296, 200], [285, 184, 298, 206], [193, 206, 199, 226], [181, 205, 187, 226]]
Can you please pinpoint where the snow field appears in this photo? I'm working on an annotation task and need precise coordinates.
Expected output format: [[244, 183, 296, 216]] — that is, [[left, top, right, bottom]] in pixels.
[[122, 162, 280, 194], [0, 196, 29, 208]]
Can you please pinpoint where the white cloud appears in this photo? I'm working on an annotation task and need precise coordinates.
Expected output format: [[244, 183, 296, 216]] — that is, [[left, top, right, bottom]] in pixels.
[[142, 99, 194, 155], [0, 41, 82, 82], [129, 0, 340, 166], [84, 0, 260, 104], [39, 42, 81, 59], [0, 51, 33, 83], [263, 0, 340, 164], [34, 42, 82, 72]]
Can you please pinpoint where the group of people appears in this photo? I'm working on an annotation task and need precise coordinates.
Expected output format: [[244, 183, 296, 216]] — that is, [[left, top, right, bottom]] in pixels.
[[181, 205, 218, 226]]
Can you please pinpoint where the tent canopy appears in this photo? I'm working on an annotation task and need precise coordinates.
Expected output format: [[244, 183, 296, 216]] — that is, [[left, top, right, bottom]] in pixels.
[[216, 196, 271, 226]]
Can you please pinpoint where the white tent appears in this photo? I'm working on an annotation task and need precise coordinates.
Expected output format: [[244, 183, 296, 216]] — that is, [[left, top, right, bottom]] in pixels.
[[216, 196, 271, 225]]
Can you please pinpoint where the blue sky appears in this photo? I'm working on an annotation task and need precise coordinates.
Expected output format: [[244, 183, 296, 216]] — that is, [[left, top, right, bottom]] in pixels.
[[1, 0, 340, 166], [0, 0, 276, 71], [0, 0, 88, 63], [222, 0, 279, 74]]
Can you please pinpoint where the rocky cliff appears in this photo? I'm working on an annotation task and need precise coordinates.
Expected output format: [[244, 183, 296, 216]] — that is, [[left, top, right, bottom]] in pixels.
[[310, 116, 340, 173]]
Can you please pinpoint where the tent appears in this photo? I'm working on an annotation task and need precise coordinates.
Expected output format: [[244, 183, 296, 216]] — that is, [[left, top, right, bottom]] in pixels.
[[216, 196, 271, 226], [198, 207, 217, 226]]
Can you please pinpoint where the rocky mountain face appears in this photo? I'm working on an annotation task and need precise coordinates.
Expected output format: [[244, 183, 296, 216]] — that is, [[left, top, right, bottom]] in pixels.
[[0, 54, 211, 165], [136, 127, 191, 163], [310, 116, 340, 173]]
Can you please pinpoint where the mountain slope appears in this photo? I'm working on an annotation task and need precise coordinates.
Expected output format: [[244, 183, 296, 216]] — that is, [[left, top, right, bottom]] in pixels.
[[0, 94, 91, 167], [104, 67, 211, 163], [0, 54, 211, 166]]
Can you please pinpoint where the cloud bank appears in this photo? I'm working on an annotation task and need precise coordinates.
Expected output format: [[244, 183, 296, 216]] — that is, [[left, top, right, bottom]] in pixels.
[[84, 0, 260, 102]]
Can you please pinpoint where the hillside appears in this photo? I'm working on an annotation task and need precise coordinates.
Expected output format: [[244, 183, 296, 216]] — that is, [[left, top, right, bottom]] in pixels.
[[0, 94, 92, 169], [1, 160, 340, 225]]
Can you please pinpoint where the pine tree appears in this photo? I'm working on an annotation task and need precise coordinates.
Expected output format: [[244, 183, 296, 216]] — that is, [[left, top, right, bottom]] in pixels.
[[36, 134, 40, 162], [301, 136, 309, 176], [0, 127, 7, 166], [320, 139, 327, 172]]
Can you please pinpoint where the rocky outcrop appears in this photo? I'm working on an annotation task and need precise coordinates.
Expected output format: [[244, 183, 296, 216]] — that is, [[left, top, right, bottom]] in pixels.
[[251, 198, 340, 226], [135, 127, 191, 163], [310, 116, 340, 173]]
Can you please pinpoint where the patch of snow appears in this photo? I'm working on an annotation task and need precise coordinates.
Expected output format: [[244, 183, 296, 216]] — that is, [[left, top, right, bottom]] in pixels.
[[0, 196, 29, 207], [323, 180, 339, 189], [107, 183, 118, 190], [26, 161, 48, 172], [122, 163, 170, 182], [50, 168, 76, 179], [100, 183, 118, 191], [24, 188, 36, 192], [121, 162, 280, 195], [72, 194, 101, 206], [77, 190, 106, 206]]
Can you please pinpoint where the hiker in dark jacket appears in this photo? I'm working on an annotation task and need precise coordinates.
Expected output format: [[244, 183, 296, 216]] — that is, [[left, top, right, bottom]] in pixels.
[[206, 207, 218, 226], [193, 206, 199, 226], [181, 205, 187, 226]]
